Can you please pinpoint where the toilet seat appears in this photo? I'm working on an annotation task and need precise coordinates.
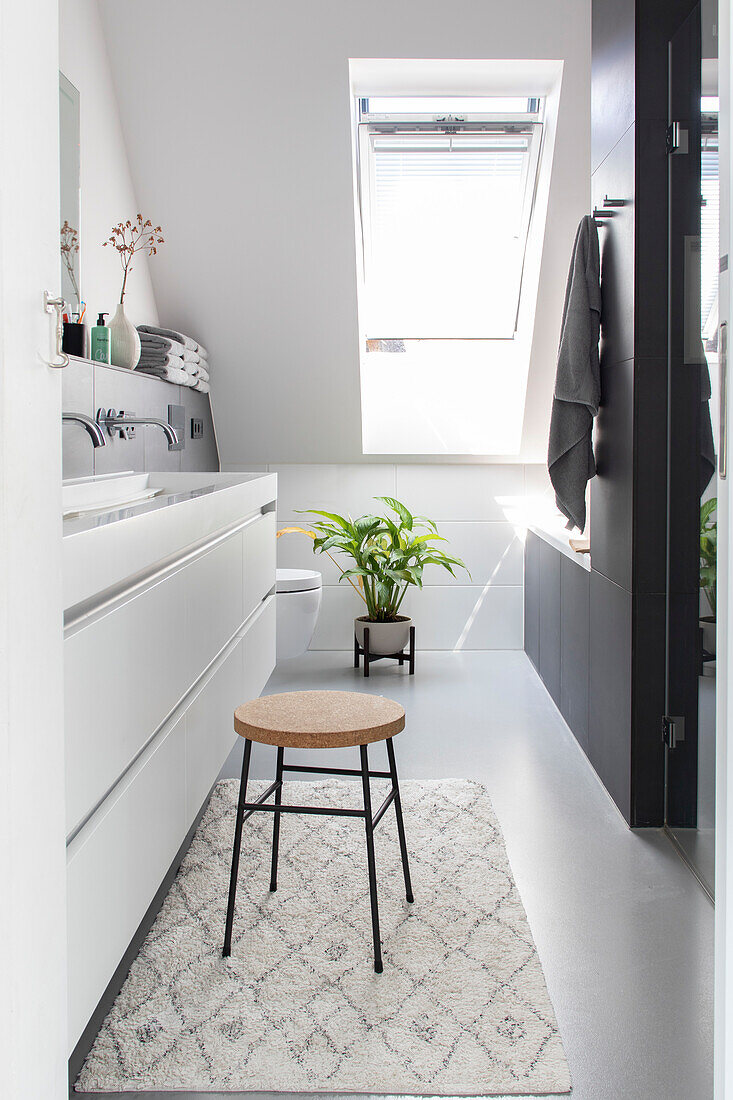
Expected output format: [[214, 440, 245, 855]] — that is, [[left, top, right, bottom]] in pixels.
[[276, 568, 322, 593]]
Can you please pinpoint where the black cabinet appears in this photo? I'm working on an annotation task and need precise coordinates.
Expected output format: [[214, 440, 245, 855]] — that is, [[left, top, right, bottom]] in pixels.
[[539, 540, 562, 706], [560, 558, 590, 752], [525, 532, 591, 756]]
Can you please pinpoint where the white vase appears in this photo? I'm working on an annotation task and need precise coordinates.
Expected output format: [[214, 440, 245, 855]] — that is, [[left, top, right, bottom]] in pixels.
[[354, 615, 412, 655], [108, 302, 141, 369], [701, 615, 716, 659]]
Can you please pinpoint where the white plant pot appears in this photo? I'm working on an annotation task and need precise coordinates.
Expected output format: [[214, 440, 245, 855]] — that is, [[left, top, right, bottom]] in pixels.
[[355, 615, 412, 655], [701, 616, 716, 659], [109, 302, 141, 370]]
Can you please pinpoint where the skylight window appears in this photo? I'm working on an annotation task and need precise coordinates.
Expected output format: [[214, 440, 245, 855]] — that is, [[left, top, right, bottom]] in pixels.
[[357, 97, 543, 341], [347, 62, 563, 457]]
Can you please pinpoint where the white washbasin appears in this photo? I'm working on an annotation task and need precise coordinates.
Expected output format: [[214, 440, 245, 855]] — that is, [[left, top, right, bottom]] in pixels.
[[63, 472, 164, 517]]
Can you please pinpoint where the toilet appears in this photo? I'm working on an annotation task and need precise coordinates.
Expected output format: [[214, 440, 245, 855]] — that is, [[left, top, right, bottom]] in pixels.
[[276, 568, 322, 660]]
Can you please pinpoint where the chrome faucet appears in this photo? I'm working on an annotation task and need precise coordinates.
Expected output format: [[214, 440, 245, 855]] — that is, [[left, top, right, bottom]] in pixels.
[[96, 408, 180, 451], [63, 412, 107, 448]]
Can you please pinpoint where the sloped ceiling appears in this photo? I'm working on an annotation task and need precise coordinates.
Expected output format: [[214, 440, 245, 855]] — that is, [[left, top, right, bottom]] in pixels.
[[98, 0, 590, 465]]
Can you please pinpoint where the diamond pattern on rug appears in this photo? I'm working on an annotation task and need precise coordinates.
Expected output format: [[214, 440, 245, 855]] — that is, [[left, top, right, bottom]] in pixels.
[[76, 778, 571, 1094]]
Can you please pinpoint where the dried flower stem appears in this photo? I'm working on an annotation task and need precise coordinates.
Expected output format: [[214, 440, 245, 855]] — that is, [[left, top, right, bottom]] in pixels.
[[103, 214, 164, 305], [60, 220, 80, 305]]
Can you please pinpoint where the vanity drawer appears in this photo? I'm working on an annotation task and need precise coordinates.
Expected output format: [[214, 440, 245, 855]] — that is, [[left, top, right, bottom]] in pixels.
[[185, 529, 245, 683], [64, 524, 249, 838], [66, 712, 186, 1052], [185, 596, 276, 819], [65, 568, 190, 837], [243, 590, 276, 700], [243, 511, 276, 619], [185, 632, 244, 819]]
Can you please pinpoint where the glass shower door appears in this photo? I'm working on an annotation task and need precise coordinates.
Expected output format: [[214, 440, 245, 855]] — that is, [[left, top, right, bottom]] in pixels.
[[666, 0, 717, 899]]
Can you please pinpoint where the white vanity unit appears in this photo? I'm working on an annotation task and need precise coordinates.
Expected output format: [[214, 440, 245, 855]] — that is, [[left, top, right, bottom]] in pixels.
[[63, 471, 277, 1052]]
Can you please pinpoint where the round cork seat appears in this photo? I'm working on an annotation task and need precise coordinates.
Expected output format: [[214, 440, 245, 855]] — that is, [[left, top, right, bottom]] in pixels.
[[234, 690, 405, 749]]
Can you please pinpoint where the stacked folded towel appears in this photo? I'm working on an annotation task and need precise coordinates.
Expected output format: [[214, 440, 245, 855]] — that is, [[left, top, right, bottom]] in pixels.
[[136, 324, 211, 391], [138, 325, 208, 358]]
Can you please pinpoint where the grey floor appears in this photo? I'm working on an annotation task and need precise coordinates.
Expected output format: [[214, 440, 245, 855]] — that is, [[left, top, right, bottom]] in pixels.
[[74, 651, 714, 1100]]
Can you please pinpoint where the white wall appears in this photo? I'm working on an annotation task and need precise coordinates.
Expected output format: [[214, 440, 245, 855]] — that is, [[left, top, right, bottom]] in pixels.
[[0, 1, 68, 1095], [98, 0, 590, 466], [266, 462, 554, 649], [59, 0, 158, 330]]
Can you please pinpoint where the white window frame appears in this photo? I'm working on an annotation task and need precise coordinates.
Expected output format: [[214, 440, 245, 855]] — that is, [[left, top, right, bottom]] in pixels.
[[355, 100, 544, 341]]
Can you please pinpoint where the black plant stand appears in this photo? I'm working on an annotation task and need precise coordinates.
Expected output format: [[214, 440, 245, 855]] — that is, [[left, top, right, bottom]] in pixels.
[[354, 625, 416, 678]]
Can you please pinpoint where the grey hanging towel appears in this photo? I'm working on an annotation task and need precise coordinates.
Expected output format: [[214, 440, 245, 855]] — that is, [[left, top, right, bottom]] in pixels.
[[548, 215, 602, 532]]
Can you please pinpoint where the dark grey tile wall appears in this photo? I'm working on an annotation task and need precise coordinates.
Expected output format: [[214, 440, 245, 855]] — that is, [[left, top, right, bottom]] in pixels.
[[591, 356, 634, 592], [582, 0, 700, 825], [62, 357, 219, 478], [591, 0, 635, 172], [631, 591, 666, 824], [593, 125, 635, 366]]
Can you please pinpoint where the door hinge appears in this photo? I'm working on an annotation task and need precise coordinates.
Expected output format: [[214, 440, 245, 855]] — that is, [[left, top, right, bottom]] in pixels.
[[667, 122, 689, 155], [662, 715, 685, 748]]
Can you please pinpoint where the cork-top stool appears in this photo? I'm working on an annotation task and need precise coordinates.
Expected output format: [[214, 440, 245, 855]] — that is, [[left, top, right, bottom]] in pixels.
[[222, 690, 413, 973]]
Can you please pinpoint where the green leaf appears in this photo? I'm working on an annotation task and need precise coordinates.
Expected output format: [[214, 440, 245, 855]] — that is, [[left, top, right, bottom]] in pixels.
[[374, 496, 414, 531], [354, 513, 380, 528], [297, 508, 351, 530], [409, 533, 447, 547], [701, 497, 717, 528]]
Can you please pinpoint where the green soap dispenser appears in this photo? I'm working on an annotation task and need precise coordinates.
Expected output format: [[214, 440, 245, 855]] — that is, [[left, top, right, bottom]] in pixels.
[[91, 313, 111, 363]]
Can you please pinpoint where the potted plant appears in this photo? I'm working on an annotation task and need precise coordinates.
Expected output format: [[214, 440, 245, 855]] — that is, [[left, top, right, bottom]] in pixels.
[[286, 496, 468, 655], [700, 497, 717, 660]]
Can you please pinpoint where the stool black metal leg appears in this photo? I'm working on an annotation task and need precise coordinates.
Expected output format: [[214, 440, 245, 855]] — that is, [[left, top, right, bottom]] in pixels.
[[360, 744, 383, 972], [269, 746, 284, 891], [223, 738, 252, 957], [409, 626, 416, 675], [364, 628, 370, 677], [386, 738, 414, 902], [354, 634, 360, 669]]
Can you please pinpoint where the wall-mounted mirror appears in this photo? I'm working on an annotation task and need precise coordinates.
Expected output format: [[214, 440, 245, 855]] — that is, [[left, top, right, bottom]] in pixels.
[[59, 72, 81, 315]]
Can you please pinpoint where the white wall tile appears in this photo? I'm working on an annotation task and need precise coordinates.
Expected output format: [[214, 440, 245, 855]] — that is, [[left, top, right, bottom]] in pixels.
[[429, 522, 523, 586], [525, 462, 555, 502], [394, 464, 525, 520], [276, 516, 522, 589], [400, 585, 523, 649], [309, 583, 523, 651], [270, 463, 529, 651], [270, 463, 396, 518]]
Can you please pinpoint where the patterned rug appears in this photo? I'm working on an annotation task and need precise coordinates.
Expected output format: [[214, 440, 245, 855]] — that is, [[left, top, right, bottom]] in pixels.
[[76, 778, 570, 1094]]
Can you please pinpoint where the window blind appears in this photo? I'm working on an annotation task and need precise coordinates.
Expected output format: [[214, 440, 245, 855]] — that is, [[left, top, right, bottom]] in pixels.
[[363, 129, 539, 339]]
